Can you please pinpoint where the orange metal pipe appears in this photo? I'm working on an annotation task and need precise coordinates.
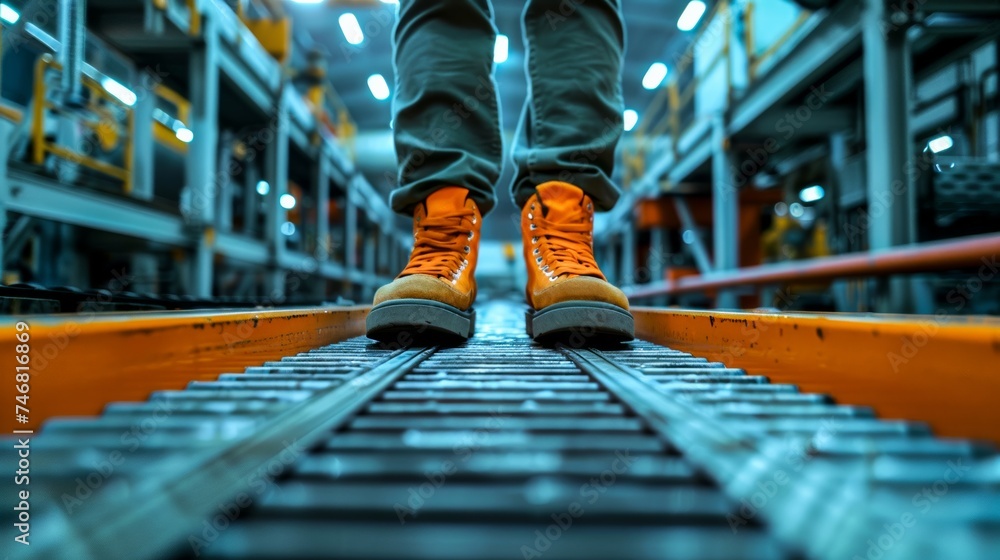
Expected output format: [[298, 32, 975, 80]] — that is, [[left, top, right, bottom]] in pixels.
[[628, 233, 1000, 299]]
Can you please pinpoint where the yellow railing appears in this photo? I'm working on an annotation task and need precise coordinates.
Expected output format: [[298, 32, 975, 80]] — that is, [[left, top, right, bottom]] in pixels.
[[628, 0, 813, 186], [153, 83, 192, 153], [31, 54, 135, 193], [748, 10, 811, 79]]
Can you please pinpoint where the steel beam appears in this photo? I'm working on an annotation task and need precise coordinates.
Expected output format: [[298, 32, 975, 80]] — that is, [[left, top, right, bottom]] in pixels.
[[363, 233, 377, 297], [711, 116, 739, 309], [216, 131, 234, 231], [215, 231, 269, 265], [187, 18, 221, 297], [130, 71, 156, 201], [673, 197, 714, 275], [619, 221, 635, 288], [728, 1, 863, 136], [647, 227, 666, 306], [345, 179, 359, 276], [316, 157, 331, 264], [862, 0, 916, 312], [57, 0, 86, 107], [265, 91, 291, 300], [6, 170, 188, 245], [0, 119, 13, 269]]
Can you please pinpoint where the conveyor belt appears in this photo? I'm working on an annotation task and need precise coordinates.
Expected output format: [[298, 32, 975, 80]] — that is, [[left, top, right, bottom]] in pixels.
[[7, 301, 1000, 560]]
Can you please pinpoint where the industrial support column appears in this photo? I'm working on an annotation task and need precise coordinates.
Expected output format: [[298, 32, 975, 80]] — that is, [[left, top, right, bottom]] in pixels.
[[314, 158, 331, 299], [862, 0, 915, 313], [57, 0, 86, 107], [0, 119, 13, 270], [345, 177, 359, 296], [647, 226, 667, 306], [620, 221, 636, 288], [265, 91, 291, 300], [712, 114, 739, 309], [186, 17, 220, 298], [130, 73, 155, 201]]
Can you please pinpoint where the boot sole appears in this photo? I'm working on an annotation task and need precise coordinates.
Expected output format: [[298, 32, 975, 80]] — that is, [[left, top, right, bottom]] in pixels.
[[366, 298, 475, 343], [526, 300, 634, 345]]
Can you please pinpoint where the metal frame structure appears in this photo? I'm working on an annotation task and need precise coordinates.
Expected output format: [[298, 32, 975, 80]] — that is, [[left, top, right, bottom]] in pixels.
[[601, 0, 1000, 312], [0, 0, 409, 301]]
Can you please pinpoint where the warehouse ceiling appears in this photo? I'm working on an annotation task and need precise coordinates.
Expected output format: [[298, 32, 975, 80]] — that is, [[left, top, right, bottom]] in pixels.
[[287, 0, 705, 134]]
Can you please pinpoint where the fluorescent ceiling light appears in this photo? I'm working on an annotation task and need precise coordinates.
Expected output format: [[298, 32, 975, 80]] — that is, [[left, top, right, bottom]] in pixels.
[[799, 185, 825, 203], [101, 77, 137, 106], [928, 135, 953, 153], [678, 1, 707, 32], [279, 194, 297, 210], [623, 109, 639, 132], [256, 181, 270, 196], [642, 62, 668, 90], [339, 13, 364, 45], [175, 127, 194, 143], [494, 34, 509, 64], [367, 74, 390, 100], [1, 3, 19, 24]]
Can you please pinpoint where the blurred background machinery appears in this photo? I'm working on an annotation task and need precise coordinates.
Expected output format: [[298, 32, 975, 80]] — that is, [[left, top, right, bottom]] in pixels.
[[1, 0, 999, 312], [0, 0, 407, 308]]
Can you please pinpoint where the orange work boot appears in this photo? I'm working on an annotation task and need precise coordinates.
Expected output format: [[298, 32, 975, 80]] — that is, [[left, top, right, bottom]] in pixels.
[[366, 187, 481, 342], [521, 181, 633, 342]]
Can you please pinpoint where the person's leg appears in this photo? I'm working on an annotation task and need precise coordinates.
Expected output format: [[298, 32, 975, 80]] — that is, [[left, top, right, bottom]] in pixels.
[[513, 0, 633, 342], [390, 0, 503, 216], [368, 0, 501, 342], [511, 0, 625, 211]]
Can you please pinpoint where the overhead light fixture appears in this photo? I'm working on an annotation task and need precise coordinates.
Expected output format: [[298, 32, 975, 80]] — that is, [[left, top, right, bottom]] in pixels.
[[279, 194, 297, 210], [494, 34, 509, 64], [378, 0, 399, 3], [928, 135, 954, 154], [0, 3, 19, 24], [641, 62, 668, 90], [101, 77, 137, 106], [623, 109, 639, 132], [799, 185, 825, 203], [281, 222, 297, 236], [289, 0, 324, 4], [338, 13, 364, 45], [256, 181, 270, 196], [367, 74, 390, 101], [175, 127, 194, 143], [677, 1, 707, 32]]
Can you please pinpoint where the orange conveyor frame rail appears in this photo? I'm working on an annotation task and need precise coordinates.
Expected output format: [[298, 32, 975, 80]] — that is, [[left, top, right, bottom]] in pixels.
[[2, 304, 999, 445]]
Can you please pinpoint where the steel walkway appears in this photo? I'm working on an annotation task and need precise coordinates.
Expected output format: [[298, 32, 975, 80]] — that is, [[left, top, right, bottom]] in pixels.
[[6, 301, 1000, 560]]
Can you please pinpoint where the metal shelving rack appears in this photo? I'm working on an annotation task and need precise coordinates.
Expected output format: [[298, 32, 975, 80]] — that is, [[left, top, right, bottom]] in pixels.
[[597, 0, 1000, 312], [0, 0, 408, 302]]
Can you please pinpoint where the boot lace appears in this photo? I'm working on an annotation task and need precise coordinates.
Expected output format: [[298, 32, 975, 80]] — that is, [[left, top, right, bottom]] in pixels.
[[529, 208, 603, 280], [401, 209, 476, 279]]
